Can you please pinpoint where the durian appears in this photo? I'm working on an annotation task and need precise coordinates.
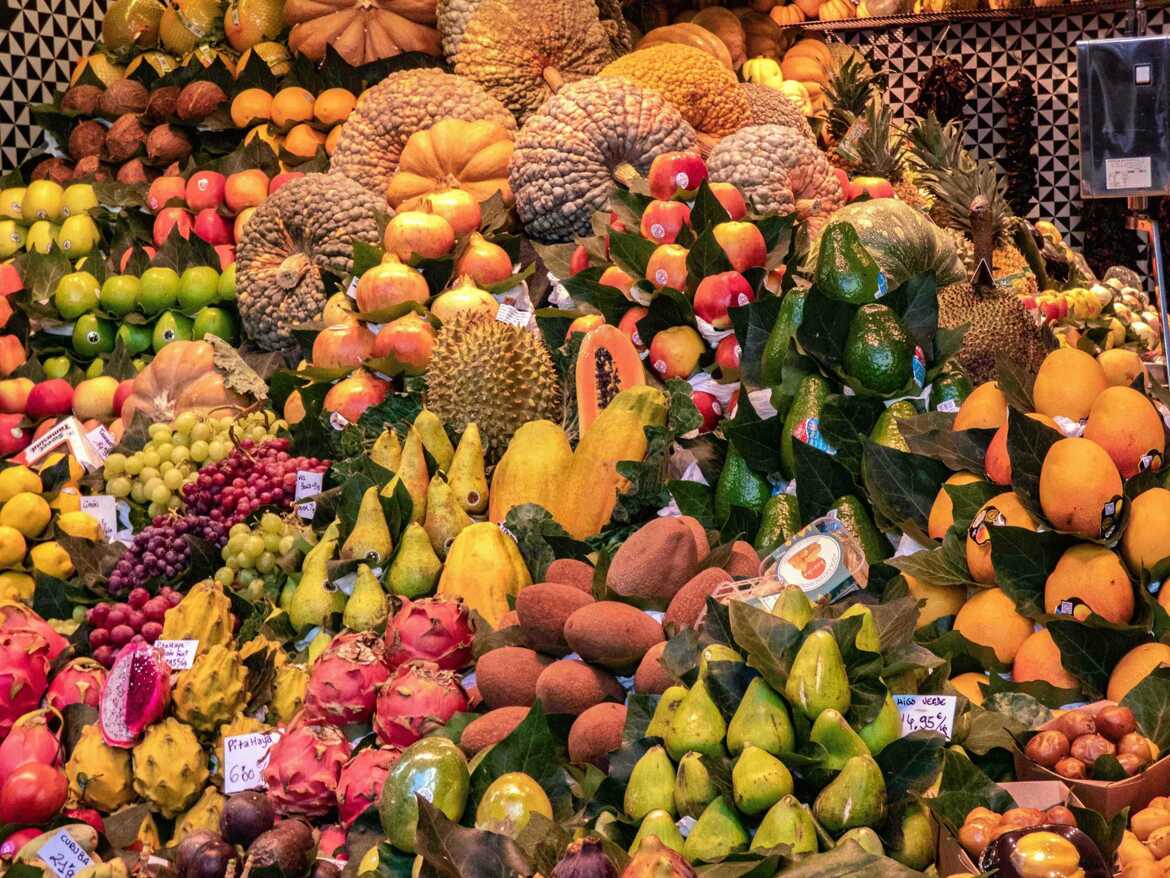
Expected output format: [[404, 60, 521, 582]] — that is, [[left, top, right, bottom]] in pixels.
[[172, 645, 248, 733], [66, 724, 135, 812], [132, 718, 209, 817], [938, 282, 1056, 384]]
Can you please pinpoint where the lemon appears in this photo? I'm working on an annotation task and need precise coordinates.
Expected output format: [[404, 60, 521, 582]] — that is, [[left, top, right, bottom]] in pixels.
[[58, 511, 103, 541], [30, 541, 74, 579], [0, 572, 35, 603], [0, 526, 27, 568], [0, 466, 43, 502], [1, 493, 52, 538], [50, 484, 82, 514]]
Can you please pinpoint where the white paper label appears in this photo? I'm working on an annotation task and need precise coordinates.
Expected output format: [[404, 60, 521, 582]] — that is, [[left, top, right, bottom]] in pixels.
[[23, 419, 77, 465], [346, 276, 360, 300], [495, 303, 529, 327], [23, 416, 105, 472], [1106, 156, 1153, 190], [223, 730, 281, 793], [85, 425, 116, 462], [38, 831, 94, 878], [329, 411, 349, 432], [895, 694, 956, 740], [295, 470, 324, 519], [158, 639, 198, 670], [80, 495, 117, 540]]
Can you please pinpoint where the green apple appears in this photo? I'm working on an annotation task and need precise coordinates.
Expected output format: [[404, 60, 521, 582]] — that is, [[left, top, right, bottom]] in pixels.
[[152, 311, 193, 352], [73, 314, 116, 357], [0, 188, 24, 221], [85, 358, 105, 379], [178, 266, 220, 313], [21, 180, 64, 223], [192, 306, 236, 342], [56, 214, 100, 258], [61, 183, 97, 218], [139, 266, 181, 314], [217, 263, 236, 300], [42, 355, 72, 379], [100, 275, 140, 317], [116, 322, 153, 355], [0, 221, 24, 259], [25, 221, 58, 254], [55, 271, 101, 319]]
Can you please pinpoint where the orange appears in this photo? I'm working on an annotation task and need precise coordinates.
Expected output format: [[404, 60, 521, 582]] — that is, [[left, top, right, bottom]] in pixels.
[[284, 124, 326, 159], [953, 381, 1007, 431], [1012, 629, 1078, 689], [949, 672, 989, 706], [953, 587, 1032, 663], [905, 573, 966, 628], [1107, 642, 1170, 702], [325, 125, 343, 156], [927, 471, 982, 539], [1039, 437, 1123, 539], [1033, 347, 1108, 421], [965, 491, 1037, 584], [230, 88, 272, 128], [1122, 487, 1170, 574], [270, 86, 315, 129], [1044, 543, 1134, 624], [245, 123, 280, 151], [1083, 386, 1165, 478], [1098, 348, 1145, 387], [313, 88, 356, 126]]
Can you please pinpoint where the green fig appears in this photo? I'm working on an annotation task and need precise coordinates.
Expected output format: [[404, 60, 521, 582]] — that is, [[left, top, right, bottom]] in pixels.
[[813, 755, 886, 833], [840, 604, 880, 652], [371, 427, 402, 472], [698, 644, 744, 679], [673, 752, 717, 818], [809, 708, 871, 771], [388, 522, 441, 598], [380, 737, 469, 853], [836, 827, 885, 856], [384, 427, 429, 522], [682, 796, 748, 864], [342, 563, 388, 631], [771, 586, 813, 629], [858, 694, 901, 756], [341, 485, 393, 565], [289, 525, 343, 632], [423, 474, 472, 558], [751, 795, 818, 854], [888, 802, 934, 870], [413, 408, 455, 471], [449, 423, 489, 514], [625, 745, 676, 821], [664, 680, 725, 761], [630, 809, 685, 855], [726, 678, 795, 756], [784, 629, 851, 721], [646, 686, 687, 739], [732, 746, 793, 815]]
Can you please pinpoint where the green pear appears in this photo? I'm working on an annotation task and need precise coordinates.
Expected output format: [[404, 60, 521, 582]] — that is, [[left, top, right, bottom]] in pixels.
[[813, 755, 886, 833], [732, 746, 793, 816], [371, 427, 402, 472], [673, 752, 717, 818], [836, 827, 884, 856], [888, 802, 934, 870], [771, 586, 813, 629], [341, 485, 393, 565], [646, 686, 687, 739], [858, 694, 901, 756], [784, 629, 851, 721], [449, 423, 489, 514], [413, 409, 455, 471], [726, 678, 795, 756], [682, 797, 748, 864], [841, 604, 880, 652], [289, 525, 343, 632], [343, 563, 388, 631], [423, 474, 472, 559], [624, 746, 676, 821], [630, 809, 685, 855], [809, 708, 871, 771], [698, 644, 744, 679], [388, 522, 441, 598], [384, 427, 429, 522], [664, 680, 725, 761], [752, 796, 818, 854]]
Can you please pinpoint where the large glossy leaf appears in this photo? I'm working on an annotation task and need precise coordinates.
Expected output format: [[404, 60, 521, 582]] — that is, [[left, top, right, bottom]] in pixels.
[[1006, 410, 1062, 523], [1048, 617, 1150, 698], [862, 440, 951, 545], [793, 440, 859, 521], [414, 798, 533, 878], [988, 526, 1079, 619], [900, 411, 994, 473], [890, 532, 982, 590], [922, 749, 1015, 834], [1121, 666, 1170, 751], [468, 702, 571, 818]]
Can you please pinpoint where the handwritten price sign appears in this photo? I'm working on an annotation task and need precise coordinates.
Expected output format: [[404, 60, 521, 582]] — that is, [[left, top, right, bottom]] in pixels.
[[38, 831, 93, 878], [894, 694, 956, 741], [223, 730, 281, 794]]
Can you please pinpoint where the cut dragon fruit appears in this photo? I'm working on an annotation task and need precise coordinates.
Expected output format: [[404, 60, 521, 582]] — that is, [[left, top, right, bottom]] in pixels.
[[99, 642, 171, 748]]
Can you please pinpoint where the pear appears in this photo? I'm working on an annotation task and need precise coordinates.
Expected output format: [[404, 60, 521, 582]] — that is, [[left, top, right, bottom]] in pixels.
[[771, 585, 813, 629], [673, 752, 717, 818], [289, 526, 342, 632], [751, 795, 818, 854], [343, 563, 388, 631], [341, 485, 393, 565], [726, 678, 795, 756], [624, 745, 676, 821], [813, 755, 886, 833], [388, 522, 441, 598], [888, 802, 934, 870], [732, 746, 792, 815], [449, 423, 489, 514], [784, 629, 851, 721], [809, 708, 871, 771], [307, 630, 333, 663], [630, 809, 685, 855], [698, 643, 744, 678], [664, 680, 725, 761], [371, 427, 402, 472], [384, 427, 429, 522], [645, 686, 687, 739], [413, 409, 455, 471], [858, 694, 901, 756], [423, 475, 472, 559], [840, 603, 880, 652], [681, 797, 748, 864], [837, 827, 885, 856]]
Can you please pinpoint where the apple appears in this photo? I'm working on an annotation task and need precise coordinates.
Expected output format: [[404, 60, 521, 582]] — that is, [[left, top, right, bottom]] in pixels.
[[0, 336, 25, 377], [269, 171, 304, 194], [113, 379, 134, 417], [26, 379, 74, 421], [0, 377, 33, 413], [569, 245, 589, 276], [0, 264, 21, 296], [617, 306, 649, 352], [712, 221, 766, 272], [647, 151, 708, 200], [565, 314, 604, 341], [693, 271, 755, 329], [648, 325, 704, 380], [710, 183, 747, 220], [72, 376, 118, 420], [715, 334, 741, 379], [692, 390, 723, 433], [153, 208, 192, 247], [185, 171, 226, 212], [645, 243, 689, 289], [194, 208, 233, 245], [224, 169, 269, 213], [599, 266, 634, 298], [147, 176, 186, 213], [0, 414, 29, 457], [851, 176, 895, 199], [639, 200, 691, 245]]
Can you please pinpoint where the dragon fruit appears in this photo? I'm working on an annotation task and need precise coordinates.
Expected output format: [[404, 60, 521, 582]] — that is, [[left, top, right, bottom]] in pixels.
[[384, 598, 474, 671], [45, 658, 107, 711], [262, 718, 351, 817], [373, 661, 469, 748], [303, 631, 390, 726], [99, 642, 171, 748], [0, 628, 52, 739], [336, 747, 401, 828], [0, 708, 61, 775], [318, 823, 348, 860], [0, 603, 68, 660]]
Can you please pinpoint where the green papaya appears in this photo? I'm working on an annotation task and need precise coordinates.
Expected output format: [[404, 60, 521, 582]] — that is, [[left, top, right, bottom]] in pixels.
[[726, 677, 795, 756], [888, 802, 935, 870], [837, 827, 885, 856], [380, 737, 469, 853], [625, 745, 676, 821], [809, 708, 871, 771], [682, 797, 749, 863], [840, 604, 880, 652], [870, 399, 918, 451], [646, 686, 687, 739], [630, 810, 685, 855], [673, 752, 717, 818], [732, 746, 793, 815], [664, 680, 725, 761], [781, 374, 831, 477], [858, 694, 901, 756], [771, 586, 813, 630]]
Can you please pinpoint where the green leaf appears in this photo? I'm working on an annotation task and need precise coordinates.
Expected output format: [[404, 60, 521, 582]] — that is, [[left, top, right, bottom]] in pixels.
[[988, 527, 1079, 618], [468, 701, 571, 819], [635, 288, 696, 347], [688, 180, 732, 233], [793, 440, 859, 521], [1006, 409, 1062, 522], [945, 480, 1003, 533], [351, 241, 385, 280], [1121, 666, 1170, 751], [724, 408, 782, 476], [876, 732, 944, 801], [561, 269, 635, 326], [996, 353, 1036, 411], [983, 669, 1082, 710], [890, 531, 982, 590], [922, 749, 1016, 834], [609, 229, 656, 279], [414, 798, 534, 878], [819, 395, 885, 474], [728, 600, 803, 694], [1048, 617, 1150, 698], [913, 618, 1007, 675], [687, 227, 734, 290], [729, 295, 783, 388], [1071, 806, 1127, 863], [961, 701, 1031, 752], [886, 273, 939, 360], [32, 572, 85, 621], [502, 503, 592, 582], [669, 480, 715, 528], [861, 440, 952, 545], [795, 289, 853, 369], [900, 411, 995, 473]]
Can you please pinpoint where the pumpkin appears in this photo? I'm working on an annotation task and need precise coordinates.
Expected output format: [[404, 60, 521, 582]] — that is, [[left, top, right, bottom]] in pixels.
[[120, 341, 251, 426], [780, 56, 826, 84], [690, 7, 747, 68], [785, 37, 833, 68], [636, 22, 733, 68], [742, 57, 783, 86], [779, 79, 812, 115], [818, 0, 856, 19], [283, 0, 441, 67], [386, 118, 514, 209], [769, 4, 806, 24]]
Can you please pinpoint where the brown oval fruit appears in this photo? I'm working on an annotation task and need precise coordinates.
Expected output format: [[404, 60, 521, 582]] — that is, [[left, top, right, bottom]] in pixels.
[[1148, 825, 1170, 859], [1119, 732, 1157, 765], [1001, 807, 1046, 828], [98, 79, 149, 116], [146, 124, 192, 164], [71, 156, 109, 181], [1054, 756, 1087, 779], [1044, 805, 1077, 826], [68, 121, 107, 161], [958, 819, 996, 857], [1070, 733, 1116, 764], [62, 84, 103, 114], [562, 601, 664, 673], [33, 157, 74, 183], [1132, 807, 1170, 841], [116, 159, 150, 184], [145, 86, 180, 122], [1052, 710, 1096, 739], [1024, 730, 1070, 768], [1096, 705, 1138, 741], [104, 114, 146, 163], [177, 81, 227, 122]]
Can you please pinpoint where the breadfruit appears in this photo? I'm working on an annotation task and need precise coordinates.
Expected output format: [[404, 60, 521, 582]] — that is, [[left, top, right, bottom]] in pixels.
[[939, 282, 1056, 384], [476, 647, 553, 708], [460, 706, 529, 754], [535, 659, 625, 715], [509, 77, 697, 242], [426, 312, 562, 458], [453, 0, 616, 121], [634, 641, 676, 694], [665, 568, 732, 634], [515, 583, 595, 656], [331, 68, 515, 196], [545, 558, 595, 593], [563, 602, 664, 673], [740, 83, 814, 141], [236, 173, 387, 351], [568, 701, 627, 767], [607, 517, 701, 605]]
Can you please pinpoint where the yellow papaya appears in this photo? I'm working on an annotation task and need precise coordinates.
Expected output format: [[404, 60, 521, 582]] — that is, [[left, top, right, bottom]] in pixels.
[[489, 420, 572, 524], [437, 522, 532, 626]]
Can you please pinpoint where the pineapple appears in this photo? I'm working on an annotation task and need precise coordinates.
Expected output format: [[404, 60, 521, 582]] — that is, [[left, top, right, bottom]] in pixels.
[[834, 98, 926, 208], [823, 55, 884, 162]]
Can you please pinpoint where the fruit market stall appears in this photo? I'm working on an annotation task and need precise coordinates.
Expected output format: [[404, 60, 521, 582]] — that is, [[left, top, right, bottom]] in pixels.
[[0, 1, 1169, 877]]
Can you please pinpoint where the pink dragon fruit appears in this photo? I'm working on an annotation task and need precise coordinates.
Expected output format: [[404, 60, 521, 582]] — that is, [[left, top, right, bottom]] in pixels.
[[302, 631, 390, 726], [384, 598, 474, 671], [336, 747, 401, 828], [317, 824, 348, 860], [45, 658, 107, 711], [262, 717, 351, 817], [0, 708, 60, 775], [0, 604, 67, 661], [373, 661, 469, 748], [0, 629, 52, 739], [98, 642, 171, 748]]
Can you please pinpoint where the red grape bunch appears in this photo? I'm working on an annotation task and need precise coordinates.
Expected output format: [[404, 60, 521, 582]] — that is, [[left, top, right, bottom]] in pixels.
[[86, 586, 182, 667]]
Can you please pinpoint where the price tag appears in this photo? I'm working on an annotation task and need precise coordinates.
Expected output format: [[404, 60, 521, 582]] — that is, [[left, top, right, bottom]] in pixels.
[[495, 303, 530, 327], [894, 694, 956, 740], [37, 831, 93, 878], [329, 411, 349, 432], [295, 471, 324, 519], [85, 425, 116, 462], [346, 276, 360, 300], [80, 495, 117, 540], [223, 730, 281, 794], [157, 640, 198, 670]]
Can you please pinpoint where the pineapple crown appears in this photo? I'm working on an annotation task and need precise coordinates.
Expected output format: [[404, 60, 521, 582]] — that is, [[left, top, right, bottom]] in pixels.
[[824, 55, 885, 142], [905, 112, 973, 175], [835, 98, 908, 183]]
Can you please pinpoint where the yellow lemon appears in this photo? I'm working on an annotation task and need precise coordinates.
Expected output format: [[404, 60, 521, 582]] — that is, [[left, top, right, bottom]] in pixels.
[[0, 466, 42, 501], [1, 493, 51, 538], [50, 483, 81, 513], [0, 526, 27, 568], [57, 510, 102, 541], [30, 541, 74, 579], [0, 571, 35, 603]]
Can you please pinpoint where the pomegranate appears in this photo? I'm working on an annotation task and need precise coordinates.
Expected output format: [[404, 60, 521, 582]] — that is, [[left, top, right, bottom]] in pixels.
[[0, 629, 52, 739], [0, 762, 67, 824], [373, 661, 468, 748], [383, 598, 474, 671], [262, 719, 350, 817], [99, 642, 171, 748], [0, 828, 41, 859], [302, 631, 390, 726], [336, 747, 400, 828], [0, 708, 60, 774], [64, 809, 104, 834], [45, 658, 107, 711]]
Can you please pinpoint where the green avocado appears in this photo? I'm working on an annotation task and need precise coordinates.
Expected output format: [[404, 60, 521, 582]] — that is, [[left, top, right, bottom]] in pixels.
[[844, 304, 914, 396], [815, 222, 884, 306]]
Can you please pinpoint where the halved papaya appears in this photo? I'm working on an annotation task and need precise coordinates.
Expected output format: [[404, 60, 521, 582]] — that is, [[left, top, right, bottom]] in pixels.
[[575, 324, 646, 433]]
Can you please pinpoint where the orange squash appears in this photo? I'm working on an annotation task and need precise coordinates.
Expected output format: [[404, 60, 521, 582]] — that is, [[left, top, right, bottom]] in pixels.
[[120, 341, 250, 426], [636, 23, 734, 69], [575, 324, 646, 433], [781, 55, 827, 84], [785, 37, 833, 67], [769, 3, 806, 24], [818, 0, 857, 19], [691, 7, 748, 68], [284, 0, 441, 67], [386, 118, 515, 209]]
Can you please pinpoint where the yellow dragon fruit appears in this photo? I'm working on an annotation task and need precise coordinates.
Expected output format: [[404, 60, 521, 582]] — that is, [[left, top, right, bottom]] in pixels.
[[270, 665, 308, 724], [131, 718, 209, 817], [173, 786, 225, 842], [172, 645, 247, 732], [160, 581, 234, 657], [66, 724, 134, 811]]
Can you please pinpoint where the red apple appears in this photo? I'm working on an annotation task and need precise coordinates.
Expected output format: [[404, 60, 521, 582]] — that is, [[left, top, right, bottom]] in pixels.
[[0, 336, 25, 378], [0, 414, 30, 457], [569, 245, 589, 276], [645, 243, 689, 289], [647, 151, 708, 200], [113, 379, 134, 416], [640, 200, 691, 245], [713, 221, 766, 273], [214, 245, 236, 270], [194, 208, 233, 245], [224, 169, 269, 213], [692, 390, 723, 433], [694, 271, 755, 329], [153, 208, 192, 247], [617, 306, 649, 352], [146, 175, 186, 213], [565, 314, 604, 341], [852, 176, 895, 199], [710, 183, 747, 221], [185, 171, 226, 212], [268, 171, 304, 194], [648, 325, 704, 380], [609, 212, 627, 234], [0, 378, 32, 414], [0, 265, 22, 297], [715, 334, 741, 379], [233, 207, 256, 243], [26, 379, 74, 421]]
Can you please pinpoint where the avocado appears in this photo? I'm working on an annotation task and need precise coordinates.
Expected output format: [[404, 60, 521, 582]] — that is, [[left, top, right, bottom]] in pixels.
[[815, 222, 884, 306], [761, 288, 807, 387], [715, 444, 770, 524], [843, 304, 914, 396], [870, 400, 919, 451], [831, 495, 888, 565], [929, 367, 974, 412], [754, 493, 801, 556], [780, 373, 831, 477]]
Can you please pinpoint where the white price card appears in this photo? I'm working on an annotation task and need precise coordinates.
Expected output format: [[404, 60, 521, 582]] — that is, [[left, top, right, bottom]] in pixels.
[[80, 495, 117, 541], [895, 694, 956, 740], [223, 730, 281, 793], [158, 639, 198, 670], [495, 303, 530, 327], [85, 425, 116, 462], [38, 831, 93, 878], [295, 470, 324, 520]]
